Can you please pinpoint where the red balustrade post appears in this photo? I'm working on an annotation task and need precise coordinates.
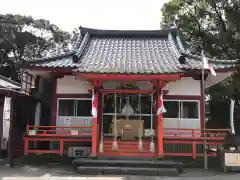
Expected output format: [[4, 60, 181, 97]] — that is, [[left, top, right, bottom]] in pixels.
[[192, 129, 196, 159], [26, 125, 30, 136], [59, 139, 64, 156]]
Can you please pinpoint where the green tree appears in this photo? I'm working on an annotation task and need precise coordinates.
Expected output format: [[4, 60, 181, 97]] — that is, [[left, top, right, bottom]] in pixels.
[[0, 14, 71, 81], [161, 0, 240, 130]]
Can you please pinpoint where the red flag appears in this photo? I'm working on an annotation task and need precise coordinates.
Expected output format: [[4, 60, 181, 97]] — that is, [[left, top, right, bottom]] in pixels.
[[91, 89, 97, 118]]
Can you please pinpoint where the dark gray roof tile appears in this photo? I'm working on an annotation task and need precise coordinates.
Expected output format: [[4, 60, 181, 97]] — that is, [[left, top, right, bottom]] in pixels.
[[74, 36, 184, 74], [28, 27, 237, 73]]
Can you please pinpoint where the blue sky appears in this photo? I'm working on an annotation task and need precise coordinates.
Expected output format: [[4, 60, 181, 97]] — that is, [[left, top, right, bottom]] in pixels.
[[1, 0, 169, 32]]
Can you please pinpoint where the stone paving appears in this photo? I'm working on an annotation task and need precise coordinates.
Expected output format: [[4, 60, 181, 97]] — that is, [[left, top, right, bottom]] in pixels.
[[0, 165, 240, 180]]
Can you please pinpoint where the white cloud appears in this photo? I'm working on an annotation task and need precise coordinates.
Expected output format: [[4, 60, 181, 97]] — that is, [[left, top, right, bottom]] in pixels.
[[1, 0, 169, 32]]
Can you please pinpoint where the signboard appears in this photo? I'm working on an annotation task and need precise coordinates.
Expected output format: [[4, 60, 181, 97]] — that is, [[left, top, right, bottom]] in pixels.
[[1, 97, 11, 149], [64, 118, 71, 126], [225, 152, 240, 167], [144, 129, 155, 136], [28, 130, 36, 136]]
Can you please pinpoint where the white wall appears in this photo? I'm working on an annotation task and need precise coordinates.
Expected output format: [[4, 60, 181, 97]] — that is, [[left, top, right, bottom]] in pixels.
[[57, 76, 200, 96], [56, 76, 201, 133], [163, 77, 201, 134], [56, 75, 91, 94], [164, 77, 200, 96]]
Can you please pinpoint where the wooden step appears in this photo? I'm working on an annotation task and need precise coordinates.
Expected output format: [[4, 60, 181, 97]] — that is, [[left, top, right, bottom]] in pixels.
[[104, 142, 154, 147], [103, 141, 155, 153], [104, 149, 152, 153], [104, 140, 153, 145], [104, 143, 153, 148], [104, 143, 154, 147], [99, 151, 156, 157], [104, 147, 153, 152]]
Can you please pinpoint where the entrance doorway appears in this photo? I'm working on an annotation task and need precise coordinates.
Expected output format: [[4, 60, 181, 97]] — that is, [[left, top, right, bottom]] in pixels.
[[99, 93, 156, 154], [102, 93, 155, 140]]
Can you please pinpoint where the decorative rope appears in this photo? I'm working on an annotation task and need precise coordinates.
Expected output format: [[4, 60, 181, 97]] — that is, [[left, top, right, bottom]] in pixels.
[[112, 93, 118, 151], [138, 94, 143, 152], [150, 93, 155, 152], [99, 139, 104, 152], [99, 94, 104, 153]]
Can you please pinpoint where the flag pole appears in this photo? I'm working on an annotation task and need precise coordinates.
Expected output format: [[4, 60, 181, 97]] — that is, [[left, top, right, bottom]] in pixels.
[[202, 56, 208, 171]]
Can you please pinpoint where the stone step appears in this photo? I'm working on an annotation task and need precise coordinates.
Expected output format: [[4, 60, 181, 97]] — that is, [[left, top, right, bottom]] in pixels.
[[72, 158, 183, 173], [76, 166, 180, 176]]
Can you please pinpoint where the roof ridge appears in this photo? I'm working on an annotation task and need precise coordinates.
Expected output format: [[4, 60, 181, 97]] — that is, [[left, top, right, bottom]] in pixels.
[[72, 33, 82, 51], [182, 52, 239, 64], [79, 26, 178, 37], [176, 35, 186, 53], [72, 32, 90, 63], [168, 33, 181, 57]]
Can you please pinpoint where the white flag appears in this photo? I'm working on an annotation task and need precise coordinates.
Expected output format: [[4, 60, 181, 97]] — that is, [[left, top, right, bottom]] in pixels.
[[201, 50, 216, 76], [157, 93, 167, 115]]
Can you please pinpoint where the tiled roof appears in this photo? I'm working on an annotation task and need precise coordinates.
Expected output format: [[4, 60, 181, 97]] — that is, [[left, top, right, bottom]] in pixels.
[[24, 51, 77, 68], [27, 27, 237, 74], [181, 53, 237, 70], [0, 74, 20, 89]]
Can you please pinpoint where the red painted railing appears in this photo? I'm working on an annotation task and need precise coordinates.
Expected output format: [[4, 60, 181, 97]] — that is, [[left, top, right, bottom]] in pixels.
[[23, 126, 229, 158], [24, 125, 92, 155], [25, 125, 92, 137], [163, 128, 228, 139], [163, 128, 229, 159]]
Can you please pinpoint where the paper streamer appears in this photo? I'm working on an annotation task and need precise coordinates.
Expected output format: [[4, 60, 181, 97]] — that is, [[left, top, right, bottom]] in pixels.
[[1, 97, 12, 149]]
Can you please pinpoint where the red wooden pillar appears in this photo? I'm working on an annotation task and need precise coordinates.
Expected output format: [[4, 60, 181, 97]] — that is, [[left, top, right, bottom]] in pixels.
[[90, 80, 101, 157], [153, 80, 165, 158], [91, 90, 98, 157], [156, 90, 164, 157]]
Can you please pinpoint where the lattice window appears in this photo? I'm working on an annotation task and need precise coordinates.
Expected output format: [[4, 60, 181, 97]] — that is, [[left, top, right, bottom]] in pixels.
[[20, 71, 36, 95]]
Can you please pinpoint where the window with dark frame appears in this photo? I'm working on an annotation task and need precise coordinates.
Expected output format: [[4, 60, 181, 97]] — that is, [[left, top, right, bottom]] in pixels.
[[163, 100, 199, 119], [180, 101, 198, 119], [163, 101, 179, 118], [58, 99, 92, 117], [76, 100, 92, 117], [58, 100, 74, 116]]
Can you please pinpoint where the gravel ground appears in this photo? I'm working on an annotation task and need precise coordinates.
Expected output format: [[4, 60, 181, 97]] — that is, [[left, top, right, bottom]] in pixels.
[[0, 165, 240, 180]]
